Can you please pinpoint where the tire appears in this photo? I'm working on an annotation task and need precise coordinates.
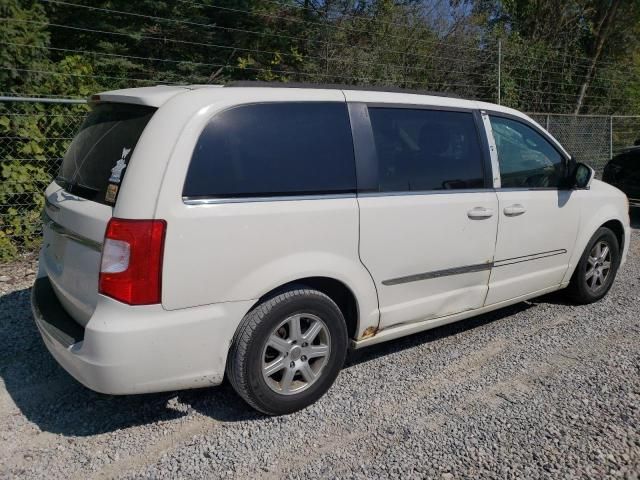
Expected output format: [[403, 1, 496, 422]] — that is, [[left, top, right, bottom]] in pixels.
[[227, 286, 348, 415], [567, 227, 620, 304]]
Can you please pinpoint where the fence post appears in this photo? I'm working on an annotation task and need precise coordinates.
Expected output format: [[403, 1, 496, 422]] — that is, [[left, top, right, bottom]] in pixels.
[[609, 116, 613, 159], [546, 114, 550, 131], [497, 39, 501, 105]]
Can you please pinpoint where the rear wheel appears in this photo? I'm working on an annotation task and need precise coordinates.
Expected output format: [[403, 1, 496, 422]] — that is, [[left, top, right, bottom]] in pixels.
[[227, 287, 348, 415], [567, 227, 620, 304]]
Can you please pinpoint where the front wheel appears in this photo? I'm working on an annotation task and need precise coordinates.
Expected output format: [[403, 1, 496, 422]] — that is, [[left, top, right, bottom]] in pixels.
[[567, 227, 620, 304], [227, 287, 348, 415]]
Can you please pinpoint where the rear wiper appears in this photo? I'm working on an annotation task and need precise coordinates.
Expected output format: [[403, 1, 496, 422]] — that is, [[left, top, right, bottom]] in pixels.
[[56, 177, 100, 193], [74, 182, 100, 192]]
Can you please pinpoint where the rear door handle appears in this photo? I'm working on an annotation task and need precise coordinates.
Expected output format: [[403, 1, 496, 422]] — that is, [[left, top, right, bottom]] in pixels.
[[503, 204, 526, 216], [467, 207, 494, 219]]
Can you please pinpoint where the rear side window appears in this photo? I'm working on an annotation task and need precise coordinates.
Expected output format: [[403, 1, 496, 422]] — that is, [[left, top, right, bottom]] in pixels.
[[368, 108, 485, 192], [183, 102, 356, 198], [58, 103, 156, 205]]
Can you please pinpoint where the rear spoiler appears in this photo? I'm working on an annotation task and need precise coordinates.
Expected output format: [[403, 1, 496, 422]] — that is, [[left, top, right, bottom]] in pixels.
[[88, 86, 193, 108]]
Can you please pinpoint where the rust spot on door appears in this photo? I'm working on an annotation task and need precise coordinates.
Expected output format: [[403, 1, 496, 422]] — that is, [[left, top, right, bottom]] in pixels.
[[361, 326, 378, 339]]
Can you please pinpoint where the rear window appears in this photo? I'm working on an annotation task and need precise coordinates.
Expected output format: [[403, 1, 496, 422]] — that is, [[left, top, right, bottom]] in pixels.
[[183, 102, 356, 198], [57, 103, 156, 205]]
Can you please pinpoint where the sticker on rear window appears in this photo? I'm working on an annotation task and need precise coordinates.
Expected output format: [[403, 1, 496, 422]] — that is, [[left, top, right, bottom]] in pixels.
[[109, 147, 131, 184], [105, 184, 118, 203]]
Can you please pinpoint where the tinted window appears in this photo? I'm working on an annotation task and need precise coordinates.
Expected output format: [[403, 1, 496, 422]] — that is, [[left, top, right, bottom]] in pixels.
[[490, 116, 565, 188], [58, 103, 156, 205], [183, 102, 356, 198], [368, 108, 484, 192], [613, 151, 639, 169]]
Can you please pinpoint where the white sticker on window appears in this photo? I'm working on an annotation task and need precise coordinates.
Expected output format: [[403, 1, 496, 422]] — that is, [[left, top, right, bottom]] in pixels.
[[109, 147, 131, 184]]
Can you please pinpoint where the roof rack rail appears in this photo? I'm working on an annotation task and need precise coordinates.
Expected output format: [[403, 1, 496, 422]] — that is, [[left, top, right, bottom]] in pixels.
[[223, 80, 462, 99]]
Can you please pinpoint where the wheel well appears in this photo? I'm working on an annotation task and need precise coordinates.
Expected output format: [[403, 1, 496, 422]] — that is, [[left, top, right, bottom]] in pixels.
[[257, 277, 359, 339], [602, 219, 625, 252]]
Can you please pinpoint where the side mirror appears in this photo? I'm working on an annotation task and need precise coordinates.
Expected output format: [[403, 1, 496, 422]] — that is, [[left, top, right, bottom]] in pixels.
[[573, 162, 595, 189]]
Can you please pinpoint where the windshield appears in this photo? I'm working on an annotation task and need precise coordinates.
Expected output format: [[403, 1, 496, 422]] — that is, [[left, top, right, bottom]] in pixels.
[[57, 103, 156, 205]]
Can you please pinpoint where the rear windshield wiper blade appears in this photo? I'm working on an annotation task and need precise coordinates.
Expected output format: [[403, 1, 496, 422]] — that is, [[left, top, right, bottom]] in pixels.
[[74, 182, 100, 192], [56, 177, 100, 193]]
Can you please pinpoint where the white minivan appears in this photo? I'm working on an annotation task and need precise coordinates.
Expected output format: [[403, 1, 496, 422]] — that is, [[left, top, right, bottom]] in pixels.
[[32, 83, 630, 415]]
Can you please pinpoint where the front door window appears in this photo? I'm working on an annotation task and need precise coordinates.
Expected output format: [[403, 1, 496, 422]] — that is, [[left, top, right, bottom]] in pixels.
[[490, 116, 566, 188]]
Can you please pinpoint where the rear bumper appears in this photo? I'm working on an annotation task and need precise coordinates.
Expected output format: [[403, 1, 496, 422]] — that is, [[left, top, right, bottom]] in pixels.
[[31, 276, 254, 394]]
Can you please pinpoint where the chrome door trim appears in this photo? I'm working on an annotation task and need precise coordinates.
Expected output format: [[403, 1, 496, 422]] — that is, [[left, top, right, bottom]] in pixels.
[[382, 249, 567, 286], [480, 110, 501, 188], [493, 249, 567, 267], [357, 189, 494, 198], [382, 263, 492, 286], [183, 193, 356, 205]]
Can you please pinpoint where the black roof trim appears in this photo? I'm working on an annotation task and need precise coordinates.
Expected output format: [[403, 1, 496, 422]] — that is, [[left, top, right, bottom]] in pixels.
[[223, 81, 462, 99]]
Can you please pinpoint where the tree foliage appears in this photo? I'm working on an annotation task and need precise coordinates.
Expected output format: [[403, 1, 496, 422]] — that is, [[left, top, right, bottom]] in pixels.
[[1, 0, 639, 258]]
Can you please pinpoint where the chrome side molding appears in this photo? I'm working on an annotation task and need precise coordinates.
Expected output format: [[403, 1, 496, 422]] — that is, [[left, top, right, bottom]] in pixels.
[[382, 263, 492, 286], [493, 249, 567, 267], [383, 249, 568, 286]]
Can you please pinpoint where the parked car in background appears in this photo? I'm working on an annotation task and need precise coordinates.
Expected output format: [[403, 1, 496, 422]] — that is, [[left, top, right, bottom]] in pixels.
[[31, 83, 630, 415], [603, 145, 640, 208]]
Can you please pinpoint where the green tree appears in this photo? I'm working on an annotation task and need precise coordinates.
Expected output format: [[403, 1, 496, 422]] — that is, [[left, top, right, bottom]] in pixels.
[[473, 0, 640, 113], [0, 0, 95, 259]]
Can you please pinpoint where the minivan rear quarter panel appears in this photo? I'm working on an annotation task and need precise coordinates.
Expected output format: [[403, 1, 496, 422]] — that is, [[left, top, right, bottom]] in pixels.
[[154, 89, 380, 337]]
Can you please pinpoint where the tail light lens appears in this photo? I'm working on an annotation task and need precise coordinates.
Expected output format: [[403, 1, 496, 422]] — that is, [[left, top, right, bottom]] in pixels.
[[99, 218, 166, 305]]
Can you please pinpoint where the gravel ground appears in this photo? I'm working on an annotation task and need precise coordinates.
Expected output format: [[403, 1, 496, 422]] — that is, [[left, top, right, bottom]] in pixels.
[[1, 212, 639, 479]]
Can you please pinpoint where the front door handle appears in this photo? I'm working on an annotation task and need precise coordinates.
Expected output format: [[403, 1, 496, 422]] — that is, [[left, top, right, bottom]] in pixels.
[[467, 207, 494, 219], [504, 204, 526, 216]]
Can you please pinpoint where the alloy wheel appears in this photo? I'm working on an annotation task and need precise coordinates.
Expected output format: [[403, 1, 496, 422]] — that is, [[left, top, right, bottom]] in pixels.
[[261, 313, 331, 395], [585, 240, 612, 291]]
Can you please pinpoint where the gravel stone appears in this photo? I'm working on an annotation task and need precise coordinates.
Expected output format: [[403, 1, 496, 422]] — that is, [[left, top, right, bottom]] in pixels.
[[1, 212, 639, 479]]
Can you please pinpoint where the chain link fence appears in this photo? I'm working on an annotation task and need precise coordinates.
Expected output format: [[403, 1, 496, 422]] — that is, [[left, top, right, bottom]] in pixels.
[[529, 113, 640, 173], [612, 116, 640, 153], [1, 97, 639, 260], [0, 98, 87, 260]]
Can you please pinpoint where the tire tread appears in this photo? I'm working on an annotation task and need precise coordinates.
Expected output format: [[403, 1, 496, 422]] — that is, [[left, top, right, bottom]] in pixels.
[[227, 286, 344, 415], [567, 227, 620, 305]]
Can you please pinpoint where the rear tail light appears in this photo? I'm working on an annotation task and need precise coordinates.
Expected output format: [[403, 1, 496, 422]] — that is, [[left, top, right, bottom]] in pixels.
[[99, 218, 166, 305]]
